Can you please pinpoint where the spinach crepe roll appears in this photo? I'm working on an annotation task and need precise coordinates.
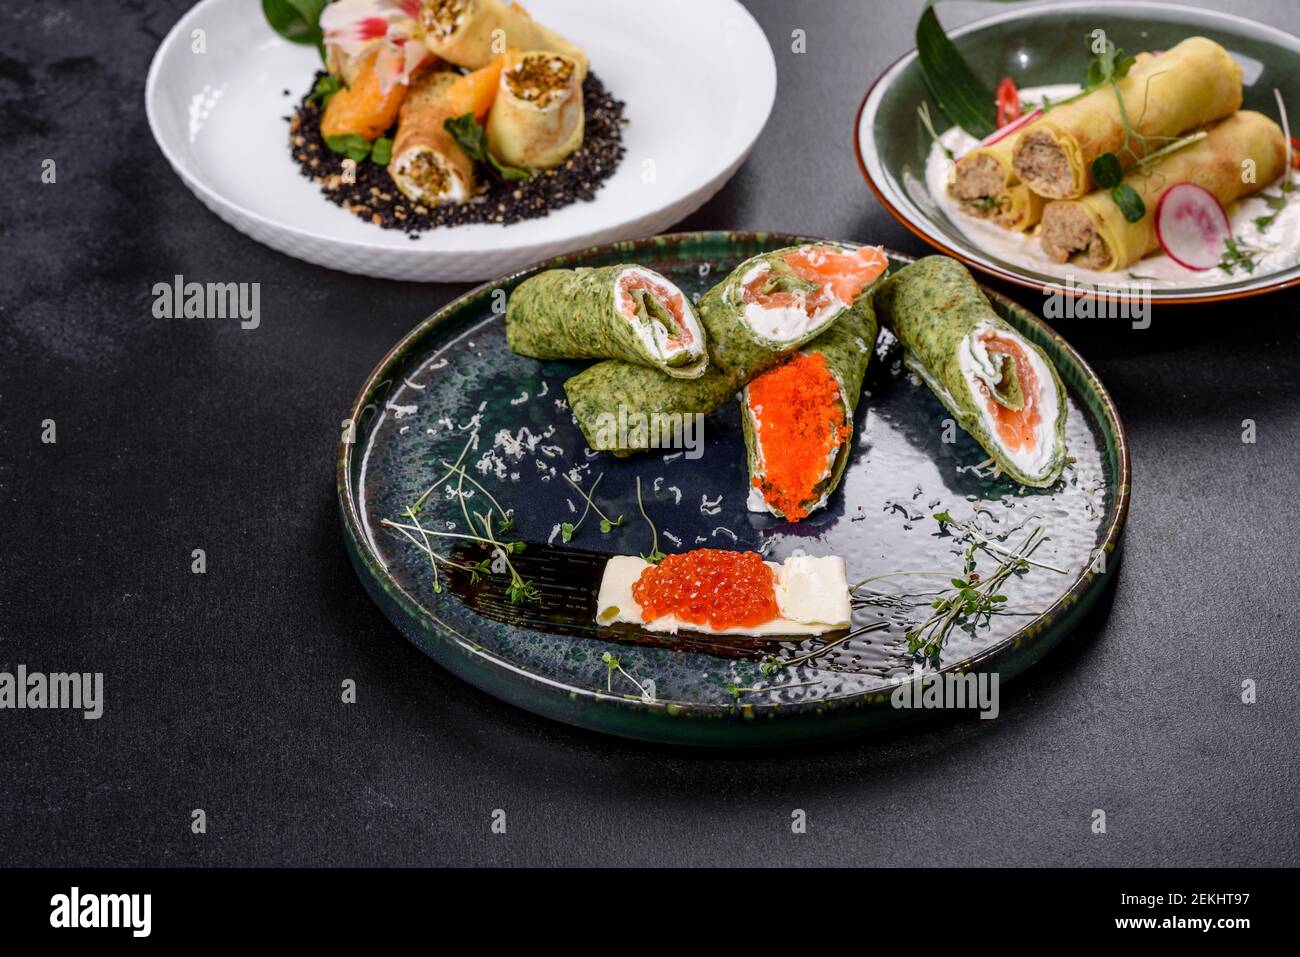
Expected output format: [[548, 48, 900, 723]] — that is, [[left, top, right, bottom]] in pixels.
[[699, 244, 889, 382], [1012, 38, 1242, 199], [565, 361, 743, 455], [419, 0, 587, 78], [387, 71, 478, 205], [873, 257, 1067, 488], [949, 133, 1046, 232], [507, 265, 707, 378], [741, 295, 879, 521], [1040, 110, 1286, 270], [486, 50, 584, 169]]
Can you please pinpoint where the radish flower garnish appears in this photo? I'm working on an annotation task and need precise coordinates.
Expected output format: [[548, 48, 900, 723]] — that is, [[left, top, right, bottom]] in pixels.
[[320, 0, 430, 92]]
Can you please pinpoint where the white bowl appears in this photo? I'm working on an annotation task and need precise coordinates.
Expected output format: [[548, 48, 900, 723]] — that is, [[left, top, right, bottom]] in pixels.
[[146, 0, 776, 281]]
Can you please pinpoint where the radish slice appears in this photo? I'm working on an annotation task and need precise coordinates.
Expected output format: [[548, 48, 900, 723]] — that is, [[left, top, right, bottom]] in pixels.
[[1155, 183, 1231, 271], [980, 107, 1042, 148]]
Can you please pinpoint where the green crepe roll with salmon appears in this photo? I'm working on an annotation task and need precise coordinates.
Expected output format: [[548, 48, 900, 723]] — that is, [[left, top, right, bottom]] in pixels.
[[698, 243, 889, 382], [507, 265, 708, 378], [564, 361, 743, 455], [871, 256, 1068, 488], [741, 294, 879, 521]]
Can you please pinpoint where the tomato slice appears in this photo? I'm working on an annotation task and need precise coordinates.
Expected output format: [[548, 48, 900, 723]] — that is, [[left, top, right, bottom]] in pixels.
[[995, 77, 1021, 129]]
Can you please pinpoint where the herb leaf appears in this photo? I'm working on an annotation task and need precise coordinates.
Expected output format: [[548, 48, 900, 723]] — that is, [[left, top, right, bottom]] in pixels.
[[370, 136, 394, 166], [915, 5, 996, 139], [262, 0, 329, 53], [306, 73, 341, 107], [1090, 152, 1124, 189], [324, 134, 374, 163], [443, 112, 532, 182], [1110, 183, 1146, 223]]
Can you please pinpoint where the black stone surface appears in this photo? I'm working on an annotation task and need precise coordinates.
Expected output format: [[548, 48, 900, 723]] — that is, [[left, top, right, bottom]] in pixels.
[[0, 0, 1296, 867]]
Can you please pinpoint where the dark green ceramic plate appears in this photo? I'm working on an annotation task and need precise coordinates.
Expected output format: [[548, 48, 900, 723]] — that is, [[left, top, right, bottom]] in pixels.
[[855, 0, 1300, 305], [338, 232, 1130, 746]]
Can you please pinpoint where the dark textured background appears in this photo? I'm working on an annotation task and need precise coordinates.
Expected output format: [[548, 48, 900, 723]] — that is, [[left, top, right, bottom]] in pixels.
[[1, 0, 1297, 867]]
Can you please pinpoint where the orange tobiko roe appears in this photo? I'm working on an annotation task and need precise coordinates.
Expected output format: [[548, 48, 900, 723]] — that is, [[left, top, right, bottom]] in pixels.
[[631, 549, 780, 630], [747, 352, 850, 521]]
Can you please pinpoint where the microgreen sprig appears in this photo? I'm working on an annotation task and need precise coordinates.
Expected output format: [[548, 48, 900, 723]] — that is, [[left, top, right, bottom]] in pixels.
[[635, 476, 666, 563], [561, 472, 622, 541], [383, 430, 537, 604], [601, 652, 655, 702], [757, 622, 888, 677]]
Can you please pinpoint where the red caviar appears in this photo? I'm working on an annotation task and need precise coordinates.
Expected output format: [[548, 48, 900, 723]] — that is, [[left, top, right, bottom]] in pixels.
[[631, 549, 779, 630], [746, 352, 850, 521]]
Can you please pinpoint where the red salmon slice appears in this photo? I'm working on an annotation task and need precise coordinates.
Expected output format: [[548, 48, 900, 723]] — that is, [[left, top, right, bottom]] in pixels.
[[784, 245, 889, 304], [977, 331, 1041, 451], [741, 245, 888, 319], [618, 272, 693, 346]]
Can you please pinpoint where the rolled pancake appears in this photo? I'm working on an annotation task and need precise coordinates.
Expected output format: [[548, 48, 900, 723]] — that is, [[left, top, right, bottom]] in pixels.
[[1012, 38, 1242, 199], [741, 295, 878, 521], [698, 244, 888, 383], [387, 71, 477, 205], [871, 256, 1068, 488], [486, 50, 584, 170], [564, 361, 742, 455], [1040, 110, 1287, 271], [507, 265, 707, 378], [419, 0, 587, 77], [949, 134, 1046, 231]]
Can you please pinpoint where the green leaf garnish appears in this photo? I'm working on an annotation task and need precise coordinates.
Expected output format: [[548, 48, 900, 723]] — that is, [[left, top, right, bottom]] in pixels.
[[915, 5, 996, 139], [324, 134, 374, 163], [1090, 152, 1124, 189], [370, 136, 394, 166], [443, 112, 532, 182], [306, 73, 341, 107], [262, 0, 329, 51], [1109, 183, 1146, 223]]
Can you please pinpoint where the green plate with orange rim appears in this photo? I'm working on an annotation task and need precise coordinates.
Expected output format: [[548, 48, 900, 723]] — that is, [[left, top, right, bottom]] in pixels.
[[337, 231, 1130, 746]]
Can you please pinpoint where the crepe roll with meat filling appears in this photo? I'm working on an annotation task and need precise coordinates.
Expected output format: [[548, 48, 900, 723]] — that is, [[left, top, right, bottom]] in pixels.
[[1040, 110, 1286, 270], [419, 0, 587, 77], [1012, 38, 1242, 199], [949, 134, 1047, 232], [387, 70, 477, 205], [486, 50, 584, 170], [872, 257, 1067, 488], [507, 265, 708, 378], [699, 244, 888, 383], [742, 295, 878, 521]]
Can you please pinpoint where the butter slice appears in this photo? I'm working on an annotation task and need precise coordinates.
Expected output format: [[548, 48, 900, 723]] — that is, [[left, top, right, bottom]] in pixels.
[[595, 553, 852, 637]]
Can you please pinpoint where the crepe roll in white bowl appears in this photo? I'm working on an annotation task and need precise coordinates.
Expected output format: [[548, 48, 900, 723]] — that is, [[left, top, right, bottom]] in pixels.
[[486, 50, 584, 170], [387, 71, 478, 205], [419, 0, 588, 77]]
